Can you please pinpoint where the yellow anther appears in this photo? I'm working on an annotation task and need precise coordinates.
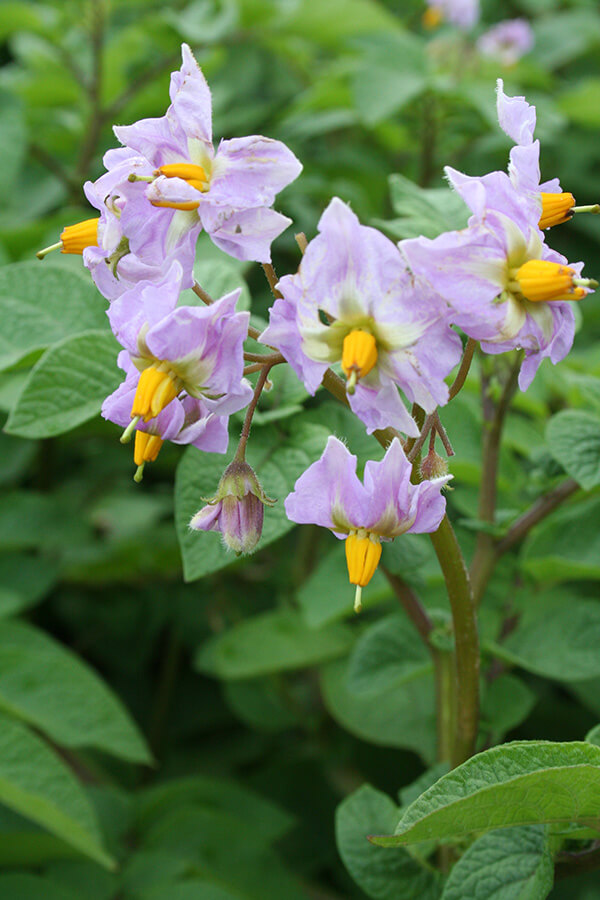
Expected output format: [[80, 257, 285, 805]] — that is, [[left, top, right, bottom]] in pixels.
[[150, 163, 209, 210], [150, 199, 200, 211], [131, 365, 181, 422], [539, 192, 575, 230], [423, 6, 443, 28], [342, 330, 378, 394], [512, 259, 587, 303], [134, 431, 164, 466], [345, 532, 382, 588], [37, 218, 100, 259], [60, 218, 100, 254], [158, 163, 208, 184]]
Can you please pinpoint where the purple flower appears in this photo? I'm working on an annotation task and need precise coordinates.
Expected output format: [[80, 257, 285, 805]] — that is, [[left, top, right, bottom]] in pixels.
[[102, 351, 230, 481], [190, 460, 275, 554], [82, 149, 197, 301], [103, 267, 252, 478], [113, 44, 302, 265], [424, 0, 479, 30], [495, 79, 575, 230], [478, 19, 534, 67], [260, 198, 462, 436], [285, 436, 451, 611], [401, 195, 595, 390]]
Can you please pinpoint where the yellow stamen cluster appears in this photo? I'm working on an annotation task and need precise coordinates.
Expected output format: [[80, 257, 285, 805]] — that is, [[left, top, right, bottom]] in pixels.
[[345, 530, 382, 612], [131, 365, 182, 422], [539, 192, 575, 230], [511, 259, 586, 303], [134, 431, 163, 466], [422, 6, 443, 28], [342, 330, 378, 394], [151, 163, 209, 211], [60, 218, 100, 254]]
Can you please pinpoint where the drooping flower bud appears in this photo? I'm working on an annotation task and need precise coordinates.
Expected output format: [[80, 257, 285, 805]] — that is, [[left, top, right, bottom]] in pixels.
[[420, 449, 449, 482], [190, 460, 275, 555]]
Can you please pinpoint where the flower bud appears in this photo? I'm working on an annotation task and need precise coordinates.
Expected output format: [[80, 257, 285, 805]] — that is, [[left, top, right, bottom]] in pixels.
[[189, 460, 275, 555], [420, 450, 449, 482]]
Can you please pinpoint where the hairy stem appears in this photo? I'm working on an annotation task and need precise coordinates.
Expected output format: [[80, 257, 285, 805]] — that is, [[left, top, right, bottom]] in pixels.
[[448, 338, 477, 401], [236, 363, 276, 461], [470, 357, 521, 605], [495, 478, 579, 555]]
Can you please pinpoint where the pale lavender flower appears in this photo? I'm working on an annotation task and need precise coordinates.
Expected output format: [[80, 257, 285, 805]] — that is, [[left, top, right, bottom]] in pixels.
[[478, 19, 534, 66], [103, 266, 252, 478], [401, 192, 595, 390], [113, 43, 302, 265], [83, 149, 197, 301], [260, 198, 462, 436], [425, 0, 479, 29], [190, 460, 274, 554], [285, 436, 450, 611]]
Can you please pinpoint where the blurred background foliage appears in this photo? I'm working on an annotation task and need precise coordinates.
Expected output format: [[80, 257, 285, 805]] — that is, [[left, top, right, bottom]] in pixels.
[[1, 0, 600, 896]]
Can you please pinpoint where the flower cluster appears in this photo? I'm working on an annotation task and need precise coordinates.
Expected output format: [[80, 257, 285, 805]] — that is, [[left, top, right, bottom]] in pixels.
[[36, 50, 597, 605]]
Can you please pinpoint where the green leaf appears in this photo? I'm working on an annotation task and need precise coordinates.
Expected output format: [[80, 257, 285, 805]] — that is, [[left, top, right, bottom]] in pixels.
[[493, 595, 600, 683], [0, 264, 105, 372], [6, 330, 120, 438], [586, 724, 600, 748], [559, 79, 600, 129], [346, 614, 432, 695], [0, 90, 26, 204], [0, 712, 113, 868], [297, 542, 392, 628], [480, 674, 537, 744], [372, 741, 600, 847], [0, 554, 59, 618], [137, 775, 294, 845], [0, 874, 81, 900], [321, 657, 436, 762], [0, 620, 151, 764], [336, 785, 441, 900], [175, 421, 330, 582], [142, 883, 245, 900], [351, 33, 427, 125], [546, 410, 600, 490], [440, 826, 553, 900], [196, 609, 354, 680], [523, 496, 600, 582], [140, 806, 307, 900], [380, 174, 470, 240]]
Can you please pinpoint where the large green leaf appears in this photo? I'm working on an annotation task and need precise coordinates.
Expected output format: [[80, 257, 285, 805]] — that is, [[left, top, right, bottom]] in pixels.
[[0, 90, 26, 204], [336, 785, 441, 900], [0, 712, 112, 868], [546, 411, 600, 490], [136, 775, 294, 845], [175, 420, 330, 581], [0, 874, 81, 900], [196, 609, 353, 680], [346, 613, 432, 695], [372, 742, 600, 847], [0, 620, 151, 764], [523, 496, 600, 582], [321, 657, 436, 761], [6, 330, 120, 438], [440, 826, 553, 900], [0, 264, 105, 372], [491, 595, 600, 682]]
